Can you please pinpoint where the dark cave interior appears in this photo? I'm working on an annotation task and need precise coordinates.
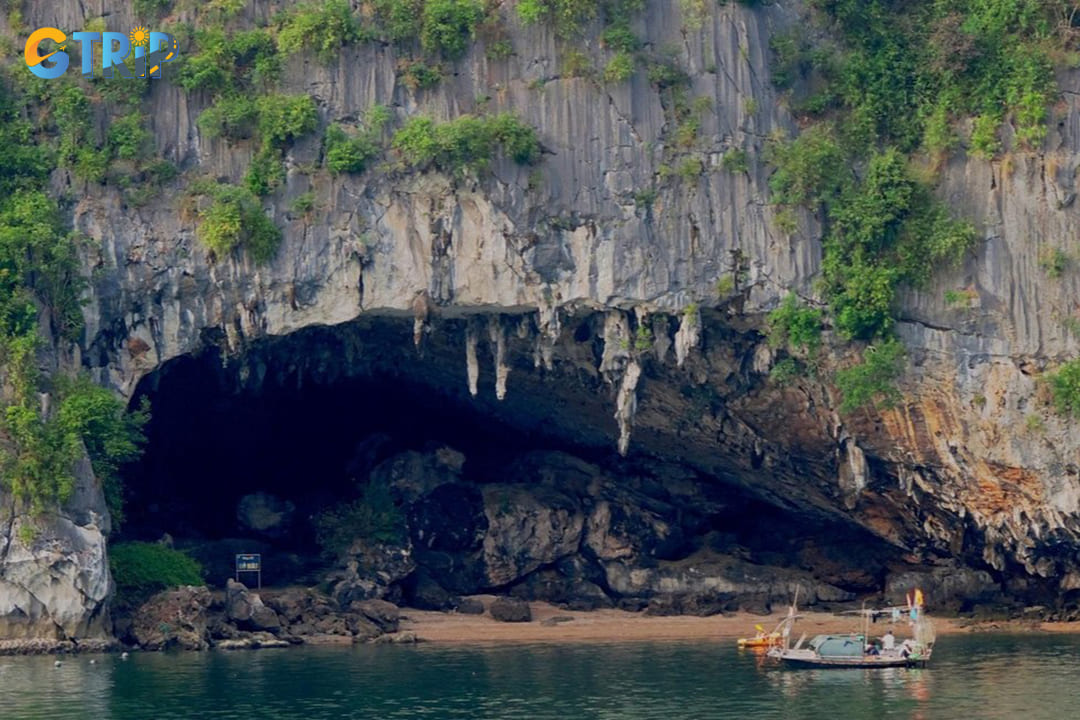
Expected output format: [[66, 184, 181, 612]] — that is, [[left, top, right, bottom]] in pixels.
[[117, 320, 897, 593]]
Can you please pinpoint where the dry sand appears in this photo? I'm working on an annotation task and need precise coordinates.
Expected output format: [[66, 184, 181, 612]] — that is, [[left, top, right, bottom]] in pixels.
[[399, 596, 1056, 645]]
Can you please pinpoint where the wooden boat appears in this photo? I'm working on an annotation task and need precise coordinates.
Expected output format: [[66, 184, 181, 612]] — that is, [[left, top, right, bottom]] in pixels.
[[769, 633, 932, 668], [767, 600, 935, 669]]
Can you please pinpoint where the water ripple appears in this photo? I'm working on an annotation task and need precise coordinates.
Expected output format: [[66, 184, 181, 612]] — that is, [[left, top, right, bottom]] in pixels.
[[2, 634, 1079, 719]]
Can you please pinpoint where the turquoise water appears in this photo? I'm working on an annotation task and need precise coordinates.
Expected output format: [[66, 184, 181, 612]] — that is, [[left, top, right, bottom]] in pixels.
[[1, 634, 1078, 719]]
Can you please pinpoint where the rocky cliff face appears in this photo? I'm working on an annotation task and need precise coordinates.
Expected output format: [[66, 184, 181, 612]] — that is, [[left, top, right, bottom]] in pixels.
[[5, 0, 1080, 639]]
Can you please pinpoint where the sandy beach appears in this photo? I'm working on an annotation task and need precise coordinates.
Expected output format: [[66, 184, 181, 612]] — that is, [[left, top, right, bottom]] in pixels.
[[399, 596, 1056, 644]]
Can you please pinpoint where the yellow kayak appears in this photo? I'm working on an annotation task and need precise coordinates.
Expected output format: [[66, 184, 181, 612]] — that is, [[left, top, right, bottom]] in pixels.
[[737, 632, 782, 648]]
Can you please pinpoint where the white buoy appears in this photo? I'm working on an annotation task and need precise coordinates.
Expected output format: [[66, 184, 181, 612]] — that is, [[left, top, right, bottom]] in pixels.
[[89, 659, 97, 665], [120, 652, 129, 660], [54, 660, 62, 668]]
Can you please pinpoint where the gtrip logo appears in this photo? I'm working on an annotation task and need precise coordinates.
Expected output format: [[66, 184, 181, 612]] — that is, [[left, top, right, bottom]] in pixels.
[[25, 26, 178, 80]]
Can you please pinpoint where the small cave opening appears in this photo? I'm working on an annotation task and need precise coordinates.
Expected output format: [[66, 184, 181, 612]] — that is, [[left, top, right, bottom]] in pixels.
[[118, 317, 898, 610]]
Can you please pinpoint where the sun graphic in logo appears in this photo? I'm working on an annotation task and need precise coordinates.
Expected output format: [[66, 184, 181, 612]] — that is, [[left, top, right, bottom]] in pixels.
[[130, 27, 150, 47]]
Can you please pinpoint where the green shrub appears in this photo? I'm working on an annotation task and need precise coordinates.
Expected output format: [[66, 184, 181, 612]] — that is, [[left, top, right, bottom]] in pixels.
[[108, 112, 152, 161], [518, 0, 598, 36], [770, 357, 804, 386], [602, 24, 639, 53], [518, 0, 644, 38], [255, 94, 318, 148], [195, 183, 282, 262], [197, 93, 258, 140], [393, 113, 540, 173], [400, 60, 444, 90], [603, 51, 635, 84], [677, 156, 703, 180], [1050, 358, 1080, 416], [110, 542, 204, 604], [561, 50, 592, 78], [325, 124, 380, 174], [421, 0, 485, 59], [290, 191, 316, 216], [970, 113, 1001, 159], [178, 28, 280, 95], [244, 145, 286, 197], [768, 294, 823, 352], [371, 0, 424, 42], [1041, 247, 1069, 278], [767, 126, 846, 208], [835, 338, 905, 413], [73, 148, 109, 184], [278, 0, 362, 62], [722, 148, 749, 173], [315, 483, 406, 558]]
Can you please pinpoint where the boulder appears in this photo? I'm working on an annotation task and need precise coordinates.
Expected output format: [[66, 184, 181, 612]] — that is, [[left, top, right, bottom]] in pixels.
[[266, 588, 328, 625], [131, 586, 211, 651], [348, 599, 400, 633], [236, 493, 295, 539], [455, 597, 485, 615], [373, 631, 420, 644], [481, 484, 585, 587], [585, 491, 684, 564], [405, 571, 458, 611], [347, 616, 383, 641], [489, 597, 532, 622], [331, 540, 415, 607], [225, 579, 282, 632]]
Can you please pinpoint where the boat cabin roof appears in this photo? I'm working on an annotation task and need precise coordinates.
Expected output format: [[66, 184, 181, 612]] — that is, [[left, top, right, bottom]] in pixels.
[[809, 634, 866, 658]]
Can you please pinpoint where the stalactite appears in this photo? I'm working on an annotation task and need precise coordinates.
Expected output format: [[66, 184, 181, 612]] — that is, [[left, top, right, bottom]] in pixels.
[[465, 321, 479, 397], [652, 316, 672, 362], [489, 316, 509, 400], [599, 310, 640, 455], [599, 311, 630, 384], [411, 291, 431, 351], [533, 298, 561, 370], [615, 360, 641, 456], [675, 305, 701, 367]]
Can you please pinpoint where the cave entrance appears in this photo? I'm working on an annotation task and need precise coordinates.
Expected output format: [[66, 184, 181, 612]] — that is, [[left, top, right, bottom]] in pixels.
[[118, 316, 897, 606]]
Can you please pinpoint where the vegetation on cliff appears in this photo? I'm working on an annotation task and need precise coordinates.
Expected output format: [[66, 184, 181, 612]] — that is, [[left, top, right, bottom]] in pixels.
[[767, 0, 1071, 409], [0, 72, 149, 520]]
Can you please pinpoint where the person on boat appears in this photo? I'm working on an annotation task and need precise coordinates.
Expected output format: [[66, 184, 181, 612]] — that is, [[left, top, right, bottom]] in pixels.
[[882, 629, 896, 651], [865, 640, 881, 656], [900, 638, 915, 658]]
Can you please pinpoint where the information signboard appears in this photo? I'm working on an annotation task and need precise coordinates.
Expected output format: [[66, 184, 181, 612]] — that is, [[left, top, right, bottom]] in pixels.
[[235, 553, 262, 589]]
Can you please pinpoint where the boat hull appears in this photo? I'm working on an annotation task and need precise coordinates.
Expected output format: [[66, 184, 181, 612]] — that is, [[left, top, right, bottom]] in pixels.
[[778, 654, 929, 669]]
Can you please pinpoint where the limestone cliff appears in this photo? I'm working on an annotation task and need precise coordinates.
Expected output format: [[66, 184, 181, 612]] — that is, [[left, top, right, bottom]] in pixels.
[[4, 0, 1080, 638]]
